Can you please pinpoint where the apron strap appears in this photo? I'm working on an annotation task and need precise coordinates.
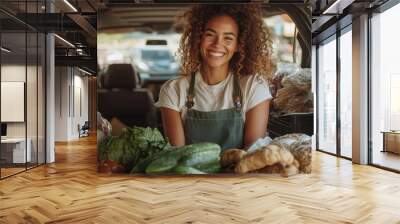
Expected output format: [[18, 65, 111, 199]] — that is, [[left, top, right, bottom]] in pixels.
[[185, 71, 243, 111], [232, 73, 242, 112], [185, 72, 196, 109]]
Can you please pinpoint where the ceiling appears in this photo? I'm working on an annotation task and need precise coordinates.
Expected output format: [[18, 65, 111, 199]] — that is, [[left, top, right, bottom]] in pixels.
[[0, 32, 46, 65], [311, 0, 390, 44], [0, 0, 101, 74], [0, 1, 100, 44], [98, 0, 310, 32], [96, 0, 311, 67], [99, 5, 286, 32]]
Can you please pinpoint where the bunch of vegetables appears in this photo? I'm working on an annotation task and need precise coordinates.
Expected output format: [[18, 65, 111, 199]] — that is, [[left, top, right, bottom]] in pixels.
[[132, 142, 221, 174], [98, 126, 171, 172], [98, 126, 222, 174]]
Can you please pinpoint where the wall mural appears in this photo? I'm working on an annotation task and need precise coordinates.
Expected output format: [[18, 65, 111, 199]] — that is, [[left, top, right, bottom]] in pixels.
[[96, 3, 313, 176]]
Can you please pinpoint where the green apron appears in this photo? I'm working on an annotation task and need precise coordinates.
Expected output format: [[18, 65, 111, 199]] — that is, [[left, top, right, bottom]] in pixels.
[[184, 72, 244, 151]]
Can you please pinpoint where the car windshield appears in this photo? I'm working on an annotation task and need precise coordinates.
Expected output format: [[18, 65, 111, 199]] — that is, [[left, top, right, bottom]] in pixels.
[[141, 50, 173, 61]]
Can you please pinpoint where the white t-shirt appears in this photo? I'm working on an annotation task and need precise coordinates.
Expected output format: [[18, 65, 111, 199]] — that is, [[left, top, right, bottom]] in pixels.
[[155, 71, 273, 122]]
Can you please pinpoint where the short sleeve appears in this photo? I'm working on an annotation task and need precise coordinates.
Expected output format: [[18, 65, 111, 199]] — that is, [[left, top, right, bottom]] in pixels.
[[154, 80, 180, 112], [245, 75, 273, 112]]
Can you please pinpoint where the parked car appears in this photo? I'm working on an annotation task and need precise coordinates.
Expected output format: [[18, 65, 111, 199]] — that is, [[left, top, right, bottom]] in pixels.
[[132, 45, 180, 83]]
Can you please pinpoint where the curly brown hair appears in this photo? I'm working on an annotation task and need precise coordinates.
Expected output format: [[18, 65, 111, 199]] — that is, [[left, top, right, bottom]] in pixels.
[[176, 4, 274, 79]]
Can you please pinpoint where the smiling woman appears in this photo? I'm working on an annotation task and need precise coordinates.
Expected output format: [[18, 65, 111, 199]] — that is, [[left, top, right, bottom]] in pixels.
[[155, 4, 274, 151], [200, 15, 239, 76]]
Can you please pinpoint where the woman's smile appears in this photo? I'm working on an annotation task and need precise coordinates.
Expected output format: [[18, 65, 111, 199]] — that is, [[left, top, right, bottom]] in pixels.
[[207, 50, 225, 58]]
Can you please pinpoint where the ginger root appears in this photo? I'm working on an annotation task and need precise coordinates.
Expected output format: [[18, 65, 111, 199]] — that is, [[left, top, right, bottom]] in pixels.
[[220, 148, 247, 167], [234, 143, 299, 177], [220, 133, 312, 177]]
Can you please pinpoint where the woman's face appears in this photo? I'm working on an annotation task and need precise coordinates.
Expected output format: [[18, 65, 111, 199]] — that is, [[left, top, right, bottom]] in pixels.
[[200, 15, 239, 70]]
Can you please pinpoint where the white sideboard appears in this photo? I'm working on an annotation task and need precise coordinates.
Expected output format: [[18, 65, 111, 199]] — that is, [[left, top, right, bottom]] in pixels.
[[1, 138, 32, 163], [382, 131, 400, 154]]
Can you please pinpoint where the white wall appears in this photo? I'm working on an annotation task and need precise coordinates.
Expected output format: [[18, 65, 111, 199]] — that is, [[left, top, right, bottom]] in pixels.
[[1, 65, 26, 136], [55, 67, 69, 141], [1, 65, 26, 142], [1, 63, 46, 164], [1, 82, 25, 122], [55, 67, 89, 141], [70, 72, 89, 139], [1, 65, 37, 138]]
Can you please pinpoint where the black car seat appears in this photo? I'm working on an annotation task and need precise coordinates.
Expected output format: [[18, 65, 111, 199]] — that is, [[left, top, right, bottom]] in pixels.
[[98, 64, 157, 128]]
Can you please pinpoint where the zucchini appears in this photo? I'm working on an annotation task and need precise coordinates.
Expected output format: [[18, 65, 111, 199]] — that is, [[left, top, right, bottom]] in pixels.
[[131, 148, 174, 173], [131, 156, 155, 173], [172, 165, 206, 174], [179, 150, 220, 167], [131, 145, 186, 173], [145, 155, 178, 174], [181, 143, 221, 156], [193, 160, 221, 173], [144, 143, 221, 174]]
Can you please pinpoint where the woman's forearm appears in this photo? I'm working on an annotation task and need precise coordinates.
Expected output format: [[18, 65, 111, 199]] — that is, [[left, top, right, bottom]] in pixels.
[[160, 107, 185, 147], [243, 100, 270, 150]]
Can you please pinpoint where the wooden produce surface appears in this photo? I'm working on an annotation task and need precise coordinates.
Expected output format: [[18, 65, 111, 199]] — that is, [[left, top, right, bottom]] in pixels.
[[1, 135, 400, 223]]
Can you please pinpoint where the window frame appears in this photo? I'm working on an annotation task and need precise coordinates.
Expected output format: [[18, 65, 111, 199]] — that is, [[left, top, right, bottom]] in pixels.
[[315, 23, 353, 160], [367, 0, 400, 173]]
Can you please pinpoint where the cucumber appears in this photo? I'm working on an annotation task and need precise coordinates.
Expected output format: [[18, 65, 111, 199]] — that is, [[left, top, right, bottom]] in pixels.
[[193, 160, 221, 173], [179, 150, 220, 167], [131, 145, 186, 173], [181, 143, 221, 156], [131, 148, 175, 173], [145, 155, 178, 174], [131, 156, 155, 173], [172, 165, 206, 174], [144, 143, 221, 174]]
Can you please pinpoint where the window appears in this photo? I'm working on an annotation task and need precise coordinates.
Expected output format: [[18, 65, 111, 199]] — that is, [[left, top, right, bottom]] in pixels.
[[0, 1, 47, 179], [317, 37, 337, 154], [370, 3, 400, 171], [340, 29, 352, 158]]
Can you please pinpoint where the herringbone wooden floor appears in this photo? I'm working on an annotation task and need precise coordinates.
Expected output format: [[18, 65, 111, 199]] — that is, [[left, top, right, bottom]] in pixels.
[[1, 135, 400, 224]]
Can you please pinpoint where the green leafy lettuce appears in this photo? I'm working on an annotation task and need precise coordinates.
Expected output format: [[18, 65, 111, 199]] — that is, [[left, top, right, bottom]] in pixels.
[[98, 126, 171, 172]]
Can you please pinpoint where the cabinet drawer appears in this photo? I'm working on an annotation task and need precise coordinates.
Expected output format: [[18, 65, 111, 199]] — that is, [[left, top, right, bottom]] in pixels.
[[384, 133, 400, 154]]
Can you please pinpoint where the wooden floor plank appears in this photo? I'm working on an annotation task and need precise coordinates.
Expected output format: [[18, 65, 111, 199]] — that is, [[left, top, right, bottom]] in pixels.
[[0, 135, 400, 223]]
